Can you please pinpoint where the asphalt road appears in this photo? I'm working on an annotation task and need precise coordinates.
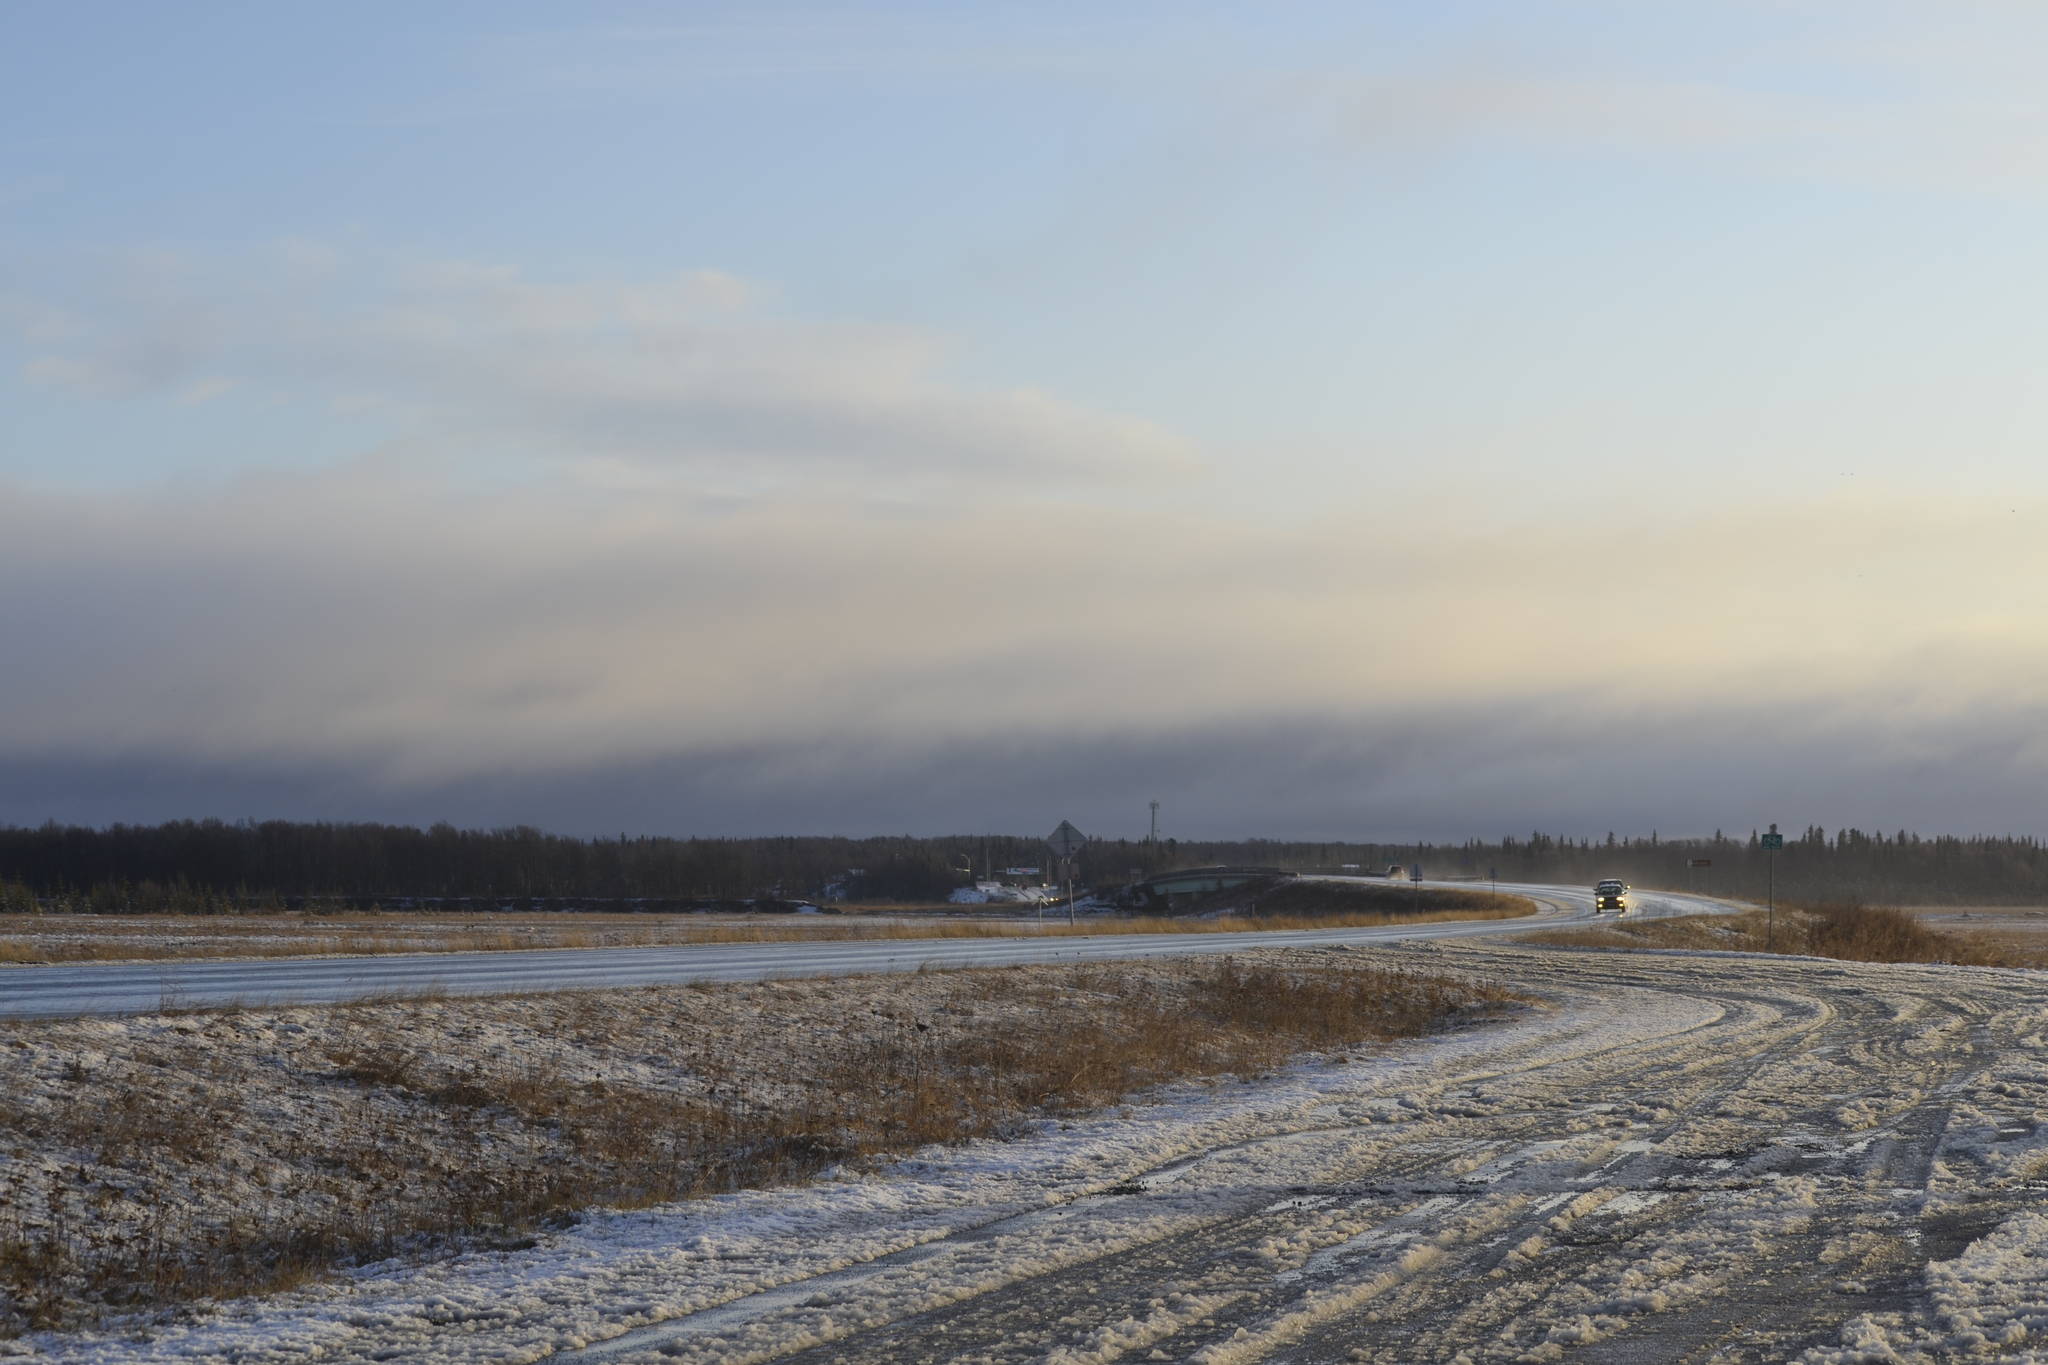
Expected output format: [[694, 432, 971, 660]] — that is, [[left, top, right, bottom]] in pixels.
[[0, 881, 1713, 1019]]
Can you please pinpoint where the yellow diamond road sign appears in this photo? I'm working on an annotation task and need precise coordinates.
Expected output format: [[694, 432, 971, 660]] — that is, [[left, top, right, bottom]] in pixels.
[[1046, 820, 1086, 860]]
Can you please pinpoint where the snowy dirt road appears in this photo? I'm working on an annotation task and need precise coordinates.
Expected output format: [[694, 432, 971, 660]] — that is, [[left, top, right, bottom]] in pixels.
[[41, 938, 2048, 1365]]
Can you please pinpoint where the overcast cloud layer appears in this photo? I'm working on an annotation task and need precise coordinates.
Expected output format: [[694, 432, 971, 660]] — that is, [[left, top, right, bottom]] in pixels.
[[5, 450, 2044, 837], [5, 3, 2048, 839]]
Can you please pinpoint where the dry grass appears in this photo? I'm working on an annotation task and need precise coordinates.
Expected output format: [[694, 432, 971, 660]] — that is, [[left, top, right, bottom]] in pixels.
[[1530, 901, 2046, 966], [0, 912, 775, 963], [1902, 907, 2048, 967], [1172, 878, 1529, 922], [0, 890, 1534, 965], [0, 951, 1518, 1334]]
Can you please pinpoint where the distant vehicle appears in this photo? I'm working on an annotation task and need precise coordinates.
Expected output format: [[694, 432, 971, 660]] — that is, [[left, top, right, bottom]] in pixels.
[[1593, 879, 1630, 915], [1386, 863, 1405, 879]]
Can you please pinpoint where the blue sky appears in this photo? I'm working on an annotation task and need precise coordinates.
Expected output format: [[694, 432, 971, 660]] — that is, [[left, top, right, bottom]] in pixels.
[[5, 2, 2048, 837]]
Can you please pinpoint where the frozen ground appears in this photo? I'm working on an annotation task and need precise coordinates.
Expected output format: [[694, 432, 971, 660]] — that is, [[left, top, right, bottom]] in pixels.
[[15, 938, 2048, 1363]]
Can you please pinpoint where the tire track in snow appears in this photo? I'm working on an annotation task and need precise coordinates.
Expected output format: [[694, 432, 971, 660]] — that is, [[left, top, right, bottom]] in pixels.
[[1148, 971, 1857, 1365], [563, 959, 1800, 1364], [1278, 960, 2022, 1363], [545, 1009, 1652, 1365], [1365, 981, 1982, 1363], [592, 952, 2048, 1365]]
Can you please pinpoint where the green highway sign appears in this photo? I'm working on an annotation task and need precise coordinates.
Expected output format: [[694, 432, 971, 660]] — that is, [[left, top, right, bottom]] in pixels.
[[1760, 823, 1784, 851]]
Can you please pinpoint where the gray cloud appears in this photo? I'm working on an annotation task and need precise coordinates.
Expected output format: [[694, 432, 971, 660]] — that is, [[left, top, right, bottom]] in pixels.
[[13, 251, 1196, 487], [3, 461, 2047, 835], [5, 700, 2044, 841], [1233, 8, 2048, 197], [9, 238, 2048, 839]]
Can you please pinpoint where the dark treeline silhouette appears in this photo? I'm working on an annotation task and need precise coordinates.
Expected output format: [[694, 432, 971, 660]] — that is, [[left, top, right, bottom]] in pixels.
[[0, 820, 2042, 913], [1411, 826, 2048, 907]]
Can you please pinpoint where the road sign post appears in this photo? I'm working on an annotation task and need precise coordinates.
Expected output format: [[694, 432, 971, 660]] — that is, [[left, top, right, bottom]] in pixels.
[[1046, 820, 1086, 927], [1759, 825, 1784, 948]]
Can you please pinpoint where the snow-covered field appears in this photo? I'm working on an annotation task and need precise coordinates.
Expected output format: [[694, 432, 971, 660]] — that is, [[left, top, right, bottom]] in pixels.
[[0, 949, 1505, 1350], [12, 939, 2048, 1363]]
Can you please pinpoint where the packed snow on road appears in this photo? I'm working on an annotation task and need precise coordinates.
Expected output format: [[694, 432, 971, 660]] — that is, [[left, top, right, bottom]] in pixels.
[[17, 938, 2048, 1364]]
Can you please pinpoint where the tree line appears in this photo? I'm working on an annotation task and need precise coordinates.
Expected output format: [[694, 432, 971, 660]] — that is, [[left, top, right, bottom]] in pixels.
[[0, 819, 2041, 912]]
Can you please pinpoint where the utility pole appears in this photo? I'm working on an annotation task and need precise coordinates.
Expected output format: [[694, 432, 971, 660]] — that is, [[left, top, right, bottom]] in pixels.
[[1149, 800, 1160, 844]]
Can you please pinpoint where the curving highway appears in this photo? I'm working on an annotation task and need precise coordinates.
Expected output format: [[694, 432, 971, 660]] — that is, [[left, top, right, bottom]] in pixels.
[[0, 882, 1719, 1019]]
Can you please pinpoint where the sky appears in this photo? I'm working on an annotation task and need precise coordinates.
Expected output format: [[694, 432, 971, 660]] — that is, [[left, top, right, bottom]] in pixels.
[[4, 1, 2048, 841]]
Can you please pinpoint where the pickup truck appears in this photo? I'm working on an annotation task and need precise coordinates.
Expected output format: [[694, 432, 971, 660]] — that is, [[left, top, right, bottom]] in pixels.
[[1593, 879, 1630, 914]]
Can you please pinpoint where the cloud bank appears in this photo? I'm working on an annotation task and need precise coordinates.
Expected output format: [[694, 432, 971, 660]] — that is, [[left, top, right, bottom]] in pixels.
[[4, 460, 2045, 836], [7, 250, 2047, 837]]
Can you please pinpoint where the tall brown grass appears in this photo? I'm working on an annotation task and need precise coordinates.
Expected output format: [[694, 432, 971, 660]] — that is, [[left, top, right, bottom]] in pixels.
[[1173, 878, 1525, 921], [1531, 901, 2036, 966]]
